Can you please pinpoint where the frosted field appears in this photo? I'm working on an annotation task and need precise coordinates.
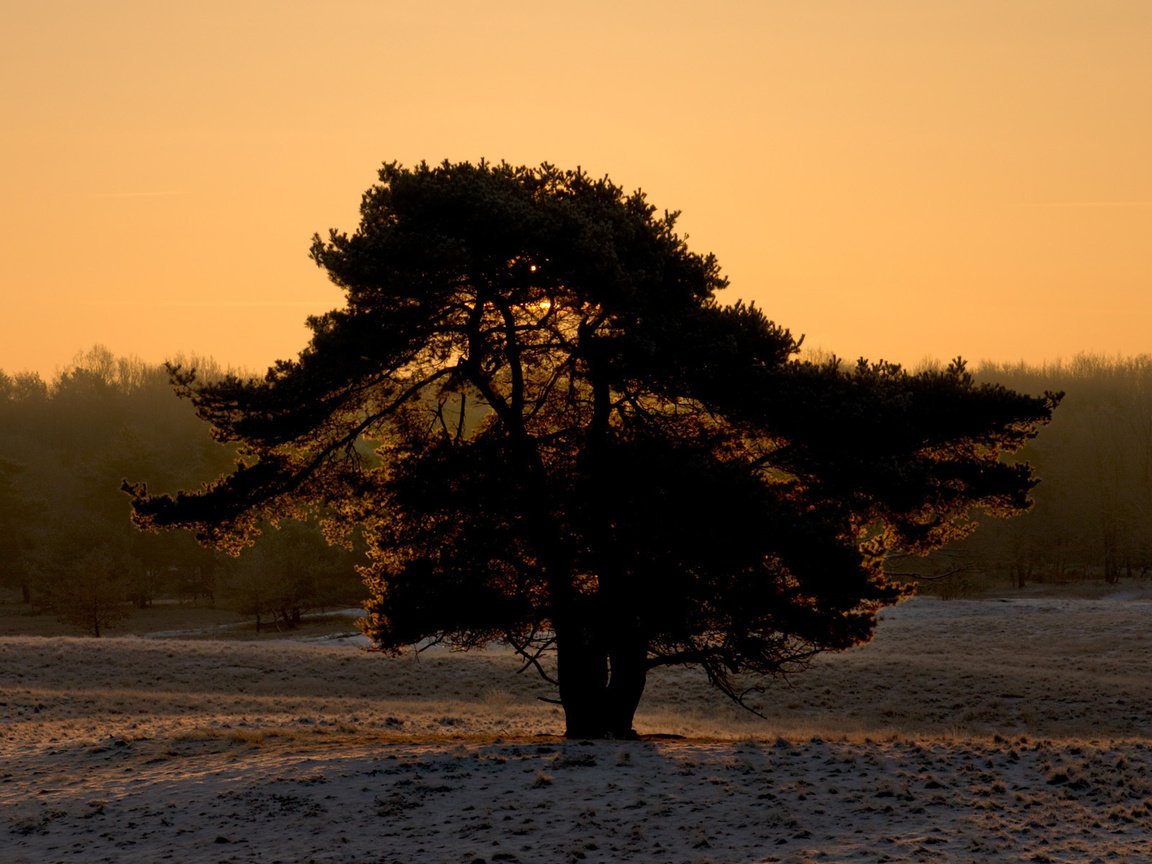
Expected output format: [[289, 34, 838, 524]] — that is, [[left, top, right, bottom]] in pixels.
[[3, 591, 1152, 863]]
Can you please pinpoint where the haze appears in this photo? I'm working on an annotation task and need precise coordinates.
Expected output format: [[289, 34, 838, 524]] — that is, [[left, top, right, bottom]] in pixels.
[[3, 1, 1150, 378]]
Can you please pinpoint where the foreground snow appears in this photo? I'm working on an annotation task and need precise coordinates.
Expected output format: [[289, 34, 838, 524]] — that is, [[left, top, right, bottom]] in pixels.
[[3, 593, 1152, 862]]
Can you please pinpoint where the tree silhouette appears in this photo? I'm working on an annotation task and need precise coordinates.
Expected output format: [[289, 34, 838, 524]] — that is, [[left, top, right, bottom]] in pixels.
[[36, 517, 132, 637], [227, 518, 362, 631], [126, 160, 1058, 737]]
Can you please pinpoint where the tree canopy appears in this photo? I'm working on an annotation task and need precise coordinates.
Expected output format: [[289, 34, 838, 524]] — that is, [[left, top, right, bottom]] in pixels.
[[127, 160, 1059, 737]]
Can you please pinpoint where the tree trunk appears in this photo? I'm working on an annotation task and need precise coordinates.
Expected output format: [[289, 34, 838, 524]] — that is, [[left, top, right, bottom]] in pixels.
[[556, 617, 608, 738], [555, 613, 648, 739], [605, 631, 648, 739]]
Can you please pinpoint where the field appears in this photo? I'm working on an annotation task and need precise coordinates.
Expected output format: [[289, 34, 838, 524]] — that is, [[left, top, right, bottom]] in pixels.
[[3, 587, 1152, 863]]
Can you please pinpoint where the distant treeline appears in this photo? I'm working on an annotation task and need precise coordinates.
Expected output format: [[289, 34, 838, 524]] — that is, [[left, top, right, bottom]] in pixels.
[[0, 347, 364, 635], [3, 349, 1150, 631], [911, 355, 1152, 594]]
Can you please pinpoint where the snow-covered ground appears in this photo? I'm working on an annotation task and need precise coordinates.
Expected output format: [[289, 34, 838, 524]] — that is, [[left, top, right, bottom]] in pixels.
[[3, 592, 1152, 862]]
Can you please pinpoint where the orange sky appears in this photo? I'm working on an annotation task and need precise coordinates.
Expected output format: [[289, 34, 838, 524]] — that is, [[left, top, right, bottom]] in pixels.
[[3, 1, 1150, 379]]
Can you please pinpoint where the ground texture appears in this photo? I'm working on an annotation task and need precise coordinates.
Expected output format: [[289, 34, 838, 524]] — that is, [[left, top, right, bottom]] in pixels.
[[3, 590, 1152, 863]]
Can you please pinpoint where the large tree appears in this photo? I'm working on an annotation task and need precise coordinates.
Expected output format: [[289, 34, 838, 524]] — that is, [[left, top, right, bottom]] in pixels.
[[126, 160, 1058, 738]]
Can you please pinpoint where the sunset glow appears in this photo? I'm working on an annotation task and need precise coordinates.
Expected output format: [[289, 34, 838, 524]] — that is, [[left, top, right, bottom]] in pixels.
[[3, 1, 1150, 377]]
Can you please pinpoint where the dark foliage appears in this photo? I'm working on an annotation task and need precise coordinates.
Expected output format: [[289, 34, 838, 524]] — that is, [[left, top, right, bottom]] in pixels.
[[127, 161, 1058, 736]]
